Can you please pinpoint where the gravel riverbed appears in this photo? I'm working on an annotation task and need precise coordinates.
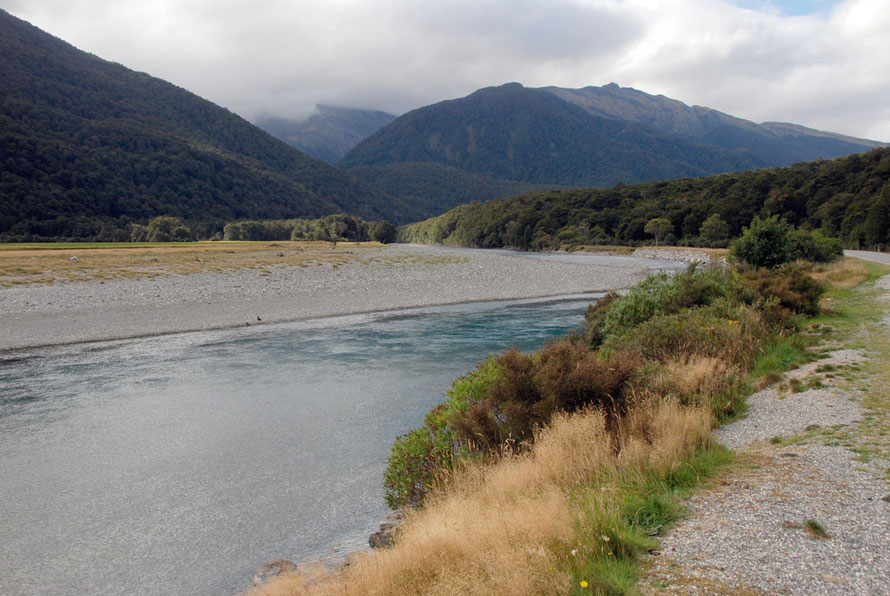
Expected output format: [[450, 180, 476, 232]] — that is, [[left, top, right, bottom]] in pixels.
[[641, 275, 890, 595], [0, 245, 673, 351]]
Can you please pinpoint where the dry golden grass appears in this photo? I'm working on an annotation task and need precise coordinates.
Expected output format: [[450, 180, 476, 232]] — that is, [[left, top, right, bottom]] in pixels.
[[0, 242, 464, 287], [249, 400, 711, 596], [810, 257, 870, 290], [646, 356, 741, 406]]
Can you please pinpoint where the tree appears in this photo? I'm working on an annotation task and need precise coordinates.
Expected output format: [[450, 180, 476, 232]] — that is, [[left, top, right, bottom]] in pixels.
[[699, 213, 729, 247], [730, 215, 790, 268], [644, 217, 673, 247], [370, 221, 398, 244], [146, 216, 189, 242]]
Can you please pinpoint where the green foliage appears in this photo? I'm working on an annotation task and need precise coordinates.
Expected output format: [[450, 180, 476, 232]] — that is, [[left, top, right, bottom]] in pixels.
[[219, 214, 386, 242], [786, 228, 843, 263], [146, 216, 191, 242], [730, 215, 791, 268], [399, 148, 890, 251], [382, 343, 639, 508], [383, 358, 501, 509], [566, 445, 732, 594], [370, 220, 398, 243], [603, 306, 765, 369], [644, 217, 673, 246], [593, 266, 751, 346], [449, 342, 640, 449], [383, 260, 830, 511], [383, 427, 454, 510], [699, 213, 730, 247]]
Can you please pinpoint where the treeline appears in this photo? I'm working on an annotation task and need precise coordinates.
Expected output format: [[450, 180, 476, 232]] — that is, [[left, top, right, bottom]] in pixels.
[[400, 148, 890, 251], [123, 213, 397, 243]]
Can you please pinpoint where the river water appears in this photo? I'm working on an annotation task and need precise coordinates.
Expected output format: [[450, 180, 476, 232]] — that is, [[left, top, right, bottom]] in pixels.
[[0, 292, 622, 594]]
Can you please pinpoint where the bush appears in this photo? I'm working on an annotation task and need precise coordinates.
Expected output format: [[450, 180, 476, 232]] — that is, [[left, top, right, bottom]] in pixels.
[[740, 263, 826, 318], [730, 215, 791, 269], [603, 305, 766, 370], [594, 266, 751, 345], [581, 292, 619, 347], [383, 427, 454, 509], [448, 341, 640, 449], [786, 229, 843, 263]]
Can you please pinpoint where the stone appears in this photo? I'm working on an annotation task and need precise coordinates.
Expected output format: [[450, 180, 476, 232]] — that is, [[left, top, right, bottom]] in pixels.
[[252, 559, 297, 587], [369, 530, 394, 549]]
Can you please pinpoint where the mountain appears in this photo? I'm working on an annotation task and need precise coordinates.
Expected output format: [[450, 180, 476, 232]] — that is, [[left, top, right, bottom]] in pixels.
[[347, 162, 547, 216], [339, 83, 761, 188], [543, 83, 886, 165], [400, 148, 890, 251], [0, 10, 416, 241], [255, 105, 396, 164]]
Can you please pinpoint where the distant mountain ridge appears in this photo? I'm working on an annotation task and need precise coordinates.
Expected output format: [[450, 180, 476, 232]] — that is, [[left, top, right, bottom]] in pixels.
[[542, 83, 886, 165], [339, 83, 761, 185], [0, 9, 415, 240], [255, 105, 396, 164]]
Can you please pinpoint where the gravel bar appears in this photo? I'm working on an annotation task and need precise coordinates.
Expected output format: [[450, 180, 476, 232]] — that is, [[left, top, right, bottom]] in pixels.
[[0, 244, 669, 351], [641, 276, 890, 595]]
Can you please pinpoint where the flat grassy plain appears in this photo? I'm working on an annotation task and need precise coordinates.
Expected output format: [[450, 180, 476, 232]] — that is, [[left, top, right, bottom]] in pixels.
[[0, 241, 424, 287]]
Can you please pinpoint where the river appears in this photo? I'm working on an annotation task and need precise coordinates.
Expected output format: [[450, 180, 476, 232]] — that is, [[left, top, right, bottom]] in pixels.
[[0, 293, 619, 594]]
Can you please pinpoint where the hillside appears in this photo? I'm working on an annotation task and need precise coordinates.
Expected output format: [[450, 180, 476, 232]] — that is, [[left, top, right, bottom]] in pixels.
[[347, 162, 548, 216], [400, 148, 890, 250], [339, 83, 761, 188], [255, 105, 396, 164], [0, 10, 416, 241], [544, 83, 886, 165]]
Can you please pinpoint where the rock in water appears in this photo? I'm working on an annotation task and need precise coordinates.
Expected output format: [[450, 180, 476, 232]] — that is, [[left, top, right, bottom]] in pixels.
[[252, 559, 297, 587]]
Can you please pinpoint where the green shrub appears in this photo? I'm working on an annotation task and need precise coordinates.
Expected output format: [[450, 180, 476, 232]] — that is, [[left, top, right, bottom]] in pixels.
[[786, 228, 843, 263], [595, 266, 750, 343], [383, 426, 454, 509], [741, 263, 826, 318], [581, 292, 619, 346], [603, 305, 766, 370], [730, 215, 791, 269]]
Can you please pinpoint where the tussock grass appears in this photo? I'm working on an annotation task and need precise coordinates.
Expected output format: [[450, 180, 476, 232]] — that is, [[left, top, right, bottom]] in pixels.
[[251, 400, 713, 595], [0, 241, 398, 286]]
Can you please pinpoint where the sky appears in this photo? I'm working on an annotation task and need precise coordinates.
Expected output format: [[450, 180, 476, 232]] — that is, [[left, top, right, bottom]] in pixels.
[[2, 0, 888, 141]]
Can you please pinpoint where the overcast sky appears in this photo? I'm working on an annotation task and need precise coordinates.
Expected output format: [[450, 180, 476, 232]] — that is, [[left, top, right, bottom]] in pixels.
[[3, 0, 888, 140]]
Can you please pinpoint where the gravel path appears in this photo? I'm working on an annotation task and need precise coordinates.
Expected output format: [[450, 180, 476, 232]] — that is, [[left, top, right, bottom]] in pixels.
[[0, 245, 671, 351], [641, 277, 890, 594]]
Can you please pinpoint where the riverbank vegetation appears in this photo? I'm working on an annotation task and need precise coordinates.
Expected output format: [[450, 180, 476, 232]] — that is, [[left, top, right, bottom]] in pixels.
[[252, 225, 854, 595], [399, 148, 890, 251]]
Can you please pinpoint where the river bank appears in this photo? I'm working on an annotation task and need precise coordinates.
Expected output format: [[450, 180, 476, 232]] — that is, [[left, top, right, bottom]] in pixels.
[[0, 244, 685, 351]]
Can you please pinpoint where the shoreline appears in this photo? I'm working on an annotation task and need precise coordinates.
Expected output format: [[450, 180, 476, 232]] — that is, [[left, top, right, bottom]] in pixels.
[[0, 245, 691, 352]]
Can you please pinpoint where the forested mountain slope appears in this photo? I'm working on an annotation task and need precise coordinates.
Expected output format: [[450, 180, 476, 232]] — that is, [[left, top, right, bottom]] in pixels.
[[340, 83, 762, 187], [0, 10, 415, 241]]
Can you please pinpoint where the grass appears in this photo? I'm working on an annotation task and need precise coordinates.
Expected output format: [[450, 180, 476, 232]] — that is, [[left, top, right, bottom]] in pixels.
[[0, 241, 467, 287], [251, 401, 718, 595]]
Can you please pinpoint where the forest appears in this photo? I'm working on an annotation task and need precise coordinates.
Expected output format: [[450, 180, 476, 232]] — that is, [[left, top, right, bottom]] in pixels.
[[400, 148, 890, 251]]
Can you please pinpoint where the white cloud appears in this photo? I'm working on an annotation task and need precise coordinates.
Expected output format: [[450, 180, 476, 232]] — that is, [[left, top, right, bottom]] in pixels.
[[2, 0, 888, 140]]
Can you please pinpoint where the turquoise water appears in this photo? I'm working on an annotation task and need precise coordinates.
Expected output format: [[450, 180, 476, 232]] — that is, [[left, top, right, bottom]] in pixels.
[[0, 295, 602, 594]]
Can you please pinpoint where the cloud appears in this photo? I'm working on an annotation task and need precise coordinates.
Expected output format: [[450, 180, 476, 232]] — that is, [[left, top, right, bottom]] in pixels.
[[2, 0, 888, 140]]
